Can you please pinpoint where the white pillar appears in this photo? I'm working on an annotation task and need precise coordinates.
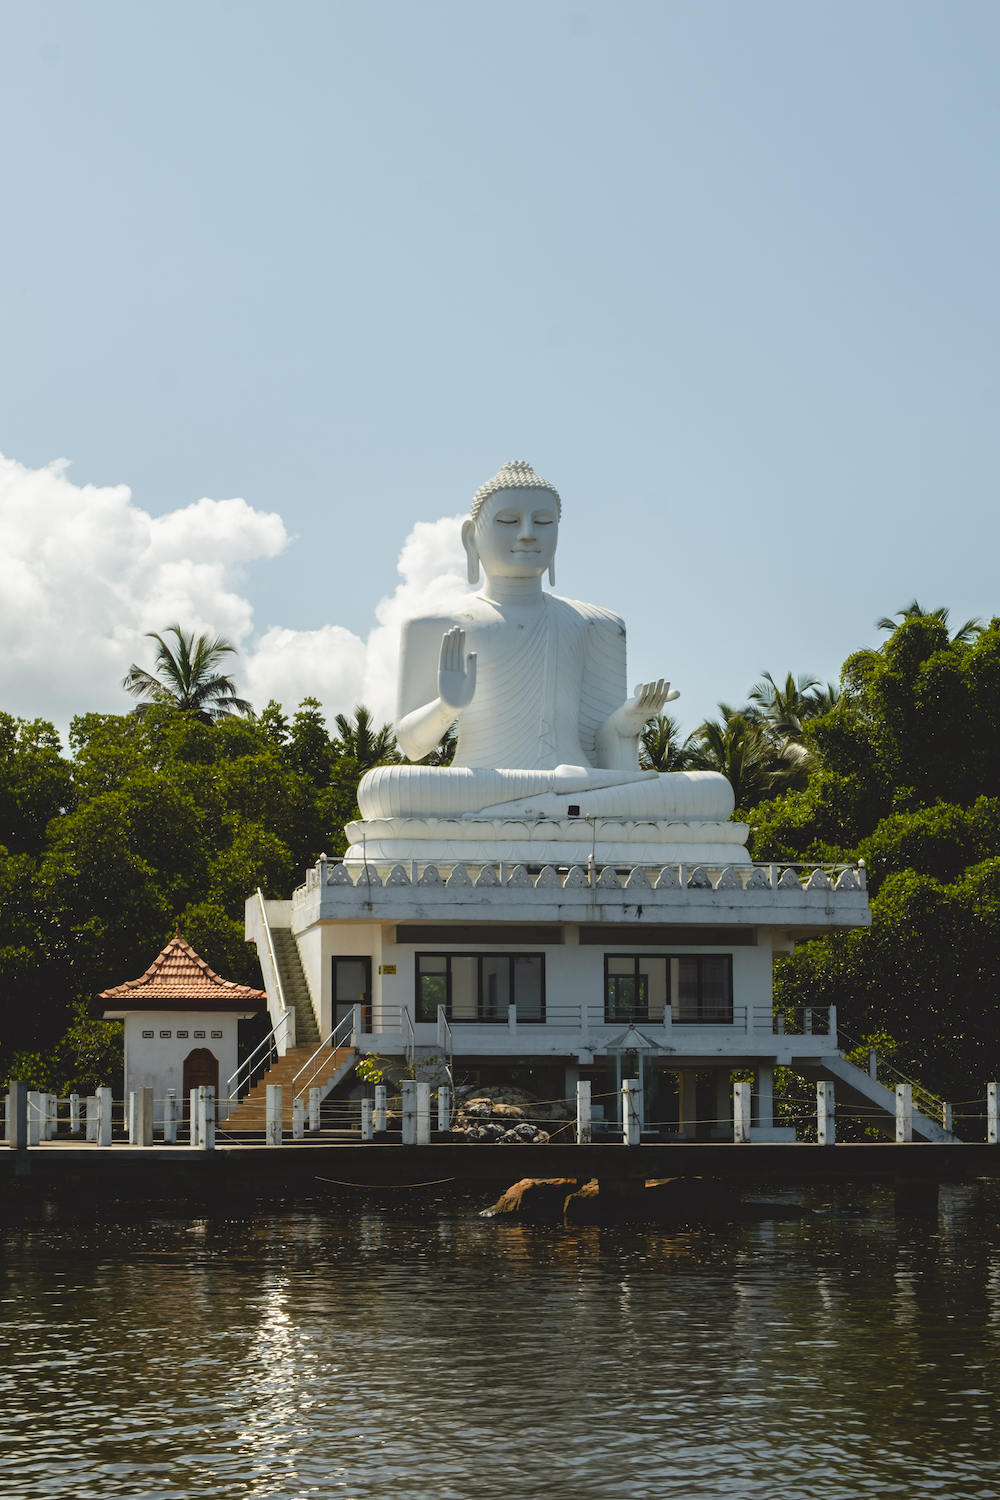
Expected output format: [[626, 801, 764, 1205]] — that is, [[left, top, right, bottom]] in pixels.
[[96, 1086, 113, 1147], [508, 1003, 517, 1034], [416, 1081, 431, 1145], [27, 1091, 42, 1146], [943, 1102, 953, 1134], [43, 1094, 56, 1140], [622, 1078, 641, 1146], [189, 1089, 200, 1147], [202, 1086, 215, 1151], [576, 1079, 592, 1144], [437, 1086, 451, 1133], [128, 1091, 139, 1145], [374, 1084, 387, 1133], [896, 1083, 912, 1144], [869, 1050, 878, 1080], [164, 1090, 177, 1145], [7, 1083, 28, 1151], [733, 1081, 751, 1143], [69, 1094, 81, 1134], [817, 1081, 835, 1145], [308, 1087, 321, 1132], [988, 1082, 998, 1144], [85, 1097, 98, 1142], [292, 1095, 305, 1140], [678, 1070, 698, 1138], [266, 1085, 283, 1145], [361, 1098, 374, 1141], [755, 1067, 774, 1129], [400, 1080, 417, 1145]]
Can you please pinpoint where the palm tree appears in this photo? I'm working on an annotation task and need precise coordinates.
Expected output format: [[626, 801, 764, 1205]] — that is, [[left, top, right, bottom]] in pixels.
[[639, 713, 689, 772], [333, 705, 398, 769], [122, 625, 253, 724], [748, 671, 839, 741], [876, 600, 982, 644], [684, 708, 812, 811]]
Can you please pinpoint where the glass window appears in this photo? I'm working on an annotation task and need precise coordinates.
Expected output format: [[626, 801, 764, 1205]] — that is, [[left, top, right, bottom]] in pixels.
[[415, 954, 545, 1023], [606, 954, 733, 1024]]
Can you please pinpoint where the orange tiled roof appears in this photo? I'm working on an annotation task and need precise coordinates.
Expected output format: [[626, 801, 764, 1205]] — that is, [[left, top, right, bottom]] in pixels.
[[96, 933, 267, 1012]]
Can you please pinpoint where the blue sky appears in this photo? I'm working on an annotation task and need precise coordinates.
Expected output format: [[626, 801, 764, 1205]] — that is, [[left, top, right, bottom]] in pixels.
[[1, 1, 998, 735]]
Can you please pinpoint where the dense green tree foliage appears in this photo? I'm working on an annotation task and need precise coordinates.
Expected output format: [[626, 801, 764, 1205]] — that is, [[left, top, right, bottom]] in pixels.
[[750, 614, 1000, 1097], [0, 698, 394, 1090]]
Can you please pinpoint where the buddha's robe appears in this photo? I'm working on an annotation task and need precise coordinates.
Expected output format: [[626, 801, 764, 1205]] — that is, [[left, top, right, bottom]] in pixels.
[[357, 593, 733, 823]]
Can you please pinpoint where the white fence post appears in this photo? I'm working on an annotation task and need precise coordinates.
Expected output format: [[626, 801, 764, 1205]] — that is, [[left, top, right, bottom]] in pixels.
[[622, 1078, 641, 1146], [508, 1003, 517, 1034], [189, 1089, 200, 1147], [128, 1091, 139, 1145], [896, 1083, 913, 1144], [416, 1081, 431, 1144], [988, 1082, 998, 1145], [7, 1082, 28, 1151], [292, 1095, 305, 1140], [576, 1079, 592, 1144], [352, 1002, 363, 1048], [401, 1080, 417, 1145], [437, 1086, 450, 1134], [308, 1087, 321, 1132], [164, 1090, 177, 1145], [943, 1102, 953, 1134], [361, 1098, 374, 1141], [97, 1087, 113, 1147], [733, 1081, 751, 1144], [817, 1081, 835, 1146], [85, 1096, 98, 1142], [374, 1084, 387, 1133], [45, 1094, 58, 1140], [27, 1091, 42, 1146], [69, 1094, 81, 1134], [266, 1085, 283, 1145], [202, 1086, 215, 1151]]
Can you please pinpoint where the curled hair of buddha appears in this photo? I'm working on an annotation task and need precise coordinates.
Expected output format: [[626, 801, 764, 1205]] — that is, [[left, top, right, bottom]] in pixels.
[[470, 460, 562, 524]]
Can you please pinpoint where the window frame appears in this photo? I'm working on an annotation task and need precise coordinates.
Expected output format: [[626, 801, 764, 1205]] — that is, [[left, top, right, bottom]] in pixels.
[[603, 953, 734, 1025], [415, 952, 546, 1024]]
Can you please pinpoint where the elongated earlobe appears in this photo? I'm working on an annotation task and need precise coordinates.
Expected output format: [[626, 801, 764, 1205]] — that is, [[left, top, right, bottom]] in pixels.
[[461, 518, 480, 586], [548, 561, 556, 586]]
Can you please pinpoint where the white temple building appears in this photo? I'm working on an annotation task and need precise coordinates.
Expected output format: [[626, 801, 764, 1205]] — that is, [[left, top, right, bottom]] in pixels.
[[243, 461, 948, 1141]]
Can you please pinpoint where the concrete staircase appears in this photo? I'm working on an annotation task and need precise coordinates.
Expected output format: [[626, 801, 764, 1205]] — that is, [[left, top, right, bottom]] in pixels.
[[221, 1045, 356, 1131], [270, 927, 319, 1047], [801, 1053, 960, 1143]]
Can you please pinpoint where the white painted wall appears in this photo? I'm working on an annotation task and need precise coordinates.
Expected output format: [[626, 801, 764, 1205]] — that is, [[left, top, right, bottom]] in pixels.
[[123, 1011, 252, 1123]]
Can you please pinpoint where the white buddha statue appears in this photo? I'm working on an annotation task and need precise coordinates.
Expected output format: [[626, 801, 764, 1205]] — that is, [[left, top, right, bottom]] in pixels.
[[347, 462, 744, 867]]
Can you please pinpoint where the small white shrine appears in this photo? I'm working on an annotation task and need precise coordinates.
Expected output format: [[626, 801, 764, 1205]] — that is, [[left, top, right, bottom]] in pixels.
[[247, 460, 876, 1139], [96, 933, 267, 1124]]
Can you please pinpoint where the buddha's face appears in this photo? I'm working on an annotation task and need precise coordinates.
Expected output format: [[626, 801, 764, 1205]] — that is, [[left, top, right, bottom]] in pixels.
[[465, 488, 559, 580]]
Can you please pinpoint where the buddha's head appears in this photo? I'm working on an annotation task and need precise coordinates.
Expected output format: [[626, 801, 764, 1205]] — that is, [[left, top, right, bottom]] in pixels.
[[463, 460, 561, 587]]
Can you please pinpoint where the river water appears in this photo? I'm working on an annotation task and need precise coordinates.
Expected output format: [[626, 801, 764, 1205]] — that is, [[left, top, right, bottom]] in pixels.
[[2, 1181, 999, 1500]]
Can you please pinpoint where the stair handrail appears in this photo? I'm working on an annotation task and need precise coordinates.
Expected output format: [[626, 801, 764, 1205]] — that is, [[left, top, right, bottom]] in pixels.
[[254, 886, 292, 1041], [437, 1004, 454, 1069], [837, 1024, 945, 1116], [225, 1011, 291, 1104], [403, 1007, 415, 1067], [292, 1010, 355, 1101]]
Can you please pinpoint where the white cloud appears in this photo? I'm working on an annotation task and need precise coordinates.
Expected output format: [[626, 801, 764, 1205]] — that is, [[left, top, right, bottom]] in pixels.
[[0, 450, 472, 737]]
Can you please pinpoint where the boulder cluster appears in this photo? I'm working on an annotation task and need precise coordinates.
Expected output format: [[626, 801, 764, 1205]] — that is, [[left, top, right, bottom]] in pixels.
[[450, 1084, 570, 1144]]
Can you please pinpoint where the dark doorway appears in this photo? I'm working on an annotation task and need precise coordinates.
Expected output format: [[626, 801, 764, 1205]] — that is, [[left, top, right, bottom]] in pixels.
[[182, 1048, 219, 1120], [333, 957, 371, 1029]]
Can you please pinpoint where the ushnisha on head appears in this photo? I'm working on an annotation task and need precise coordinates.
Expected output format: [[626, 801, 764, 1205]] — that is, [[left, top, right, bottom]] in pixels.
[[462, 460, 562, 587]]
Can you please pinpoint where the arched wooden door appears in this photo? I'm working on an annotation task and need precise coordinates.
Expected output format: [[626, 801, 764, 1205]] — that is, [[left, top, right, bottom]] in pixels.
[[182, 1048, 219, 1119]]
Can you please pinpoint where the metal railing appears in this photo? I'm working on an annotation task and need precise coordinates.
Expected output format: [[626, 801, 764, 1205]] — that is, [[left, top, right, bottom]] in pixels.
[[292, 1010, 355, 1103], [437, 1005, 454, 1070], [225, 1011, 292, 1105], [772, 1004, 837, 1036], [254, 887, 291, 1045]]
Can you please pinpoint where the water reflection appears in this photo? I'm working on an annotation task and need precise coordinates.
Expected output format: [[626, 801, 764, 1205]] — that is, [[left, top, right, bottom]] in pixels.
[[1, 1184, 999, 1498]]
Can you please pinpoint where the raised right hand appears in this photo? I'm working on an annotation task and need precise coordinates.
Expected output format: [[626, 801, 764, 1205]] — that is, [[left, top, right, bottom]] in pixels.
[[438, 627, 477, 711]]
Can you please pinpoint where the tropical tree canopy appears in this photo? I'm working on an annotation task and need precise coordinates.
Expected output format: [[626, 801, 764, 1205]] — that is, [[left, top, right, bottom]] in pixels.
[[333, 705, 398, 769], [122, 624, 254, 724]]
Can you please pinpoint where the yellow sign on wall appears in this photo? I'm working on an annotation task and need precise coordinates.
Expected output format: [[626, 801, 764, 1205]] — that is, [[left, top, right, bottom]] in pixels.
[[379, 964, 397, 975]]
